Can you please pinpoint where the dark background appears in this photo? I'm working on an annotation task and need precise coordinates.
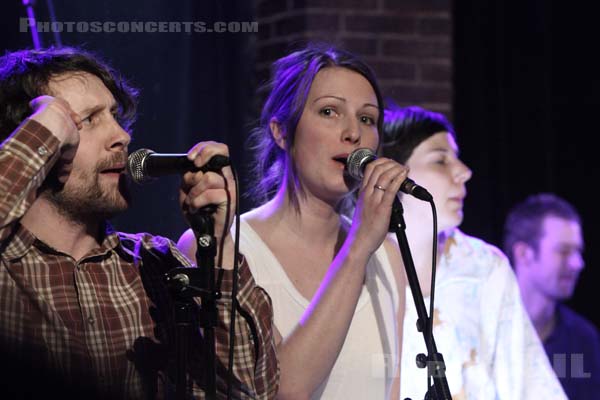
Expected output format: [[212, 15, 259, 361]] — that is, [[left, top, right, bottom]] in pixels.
[[1, 0, 259, 239], [1, 1, 597, 328], [454, 2, 599, 329]]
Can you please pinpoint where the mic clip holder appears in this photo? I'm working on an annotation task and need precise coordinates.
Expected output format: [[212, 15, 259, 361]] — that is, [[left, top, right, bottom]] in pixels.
[[165, 211, 219, 400], [389, 199, 452, 400], [165, 268, 222, 299]]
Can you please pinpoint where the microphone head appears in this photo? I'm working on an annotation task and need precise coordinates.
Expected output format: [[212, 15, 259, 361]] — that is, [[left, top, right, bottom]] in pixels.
[[127, 148, 154, 184], [346, 148, 376, 180]]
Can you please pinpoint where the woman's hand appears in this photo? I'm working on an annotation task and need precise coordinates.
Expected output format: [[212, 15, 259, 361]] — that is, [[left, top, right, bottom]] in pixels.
[[348, 157, 409, 254]]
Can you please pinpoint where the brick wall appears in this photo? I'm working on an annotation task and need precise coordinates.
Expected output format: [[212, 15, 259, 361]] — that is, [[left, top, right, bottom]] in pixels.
[[255, 0, 453, 115]]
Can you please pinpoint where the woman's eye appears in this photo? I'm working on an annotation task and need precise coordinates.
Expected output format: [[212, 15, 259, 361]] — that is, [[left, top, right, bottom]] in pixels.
[[319, 107, 336, 117], [360, 115, 375, 125]]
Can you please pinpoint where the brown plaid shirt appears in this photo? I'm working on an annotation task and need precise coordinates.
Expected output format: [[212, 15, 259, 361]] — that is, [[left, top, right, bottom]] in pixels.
[[0, 119, 279, 399]]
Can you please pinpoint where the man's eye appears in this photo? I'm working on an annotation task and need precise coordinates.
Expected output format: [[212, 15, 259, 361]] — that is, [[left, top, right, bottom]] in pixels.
[[81, 116, 93, 126]]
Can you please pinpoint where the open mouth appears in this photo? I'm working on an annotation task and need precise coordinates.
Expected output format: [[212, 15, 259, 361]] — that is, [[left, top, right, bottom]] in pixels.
[[332, 156, 347, 166], [100, 166, 126, 175]]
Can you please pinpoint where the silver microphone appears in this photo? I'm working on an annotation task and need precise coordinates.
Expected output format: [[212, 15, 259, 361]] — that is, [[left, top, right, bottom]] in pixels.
[[126, 148, 230, 184], [346, 148, 432, 202]]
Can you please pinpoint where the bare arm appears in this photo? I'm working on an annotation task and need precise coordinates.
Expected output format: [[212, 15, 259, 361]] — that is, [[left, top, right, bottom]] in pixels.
[[278, 159, 408, 398]]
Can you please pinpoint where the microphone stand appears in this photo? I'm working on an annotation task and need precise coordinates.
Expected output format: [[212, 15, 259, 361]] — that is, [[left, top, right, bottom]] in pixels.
[[389, 198, 452, 400], [165, 211, 219, 400]]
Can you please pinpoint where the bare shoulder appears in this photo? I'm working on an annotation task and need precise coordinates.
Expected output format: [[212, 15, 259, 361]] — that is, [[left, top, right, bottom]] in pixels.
[[176, 228, 196, 260], [239, 204, 278, 238]]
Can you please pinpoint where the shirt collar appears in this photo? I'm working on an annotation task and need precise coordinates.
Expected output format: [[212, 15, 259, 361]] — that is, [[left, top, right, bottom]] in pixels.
[[2, 221, 129, 262], [1, 223, 37, 261]]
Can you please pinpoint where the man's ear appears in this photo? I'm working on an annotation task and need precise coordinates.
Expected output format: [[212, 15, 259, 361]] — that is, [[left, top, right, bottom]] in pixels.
[[513, 241, 535, 268], [270, 118, 286, 150]]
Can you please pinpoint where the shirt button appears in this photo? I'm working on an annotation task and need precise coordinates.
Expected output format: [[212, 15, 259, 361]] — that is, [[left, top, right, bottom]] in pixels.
[[87, 316, 95, 325], [37, 146, 48, 156]]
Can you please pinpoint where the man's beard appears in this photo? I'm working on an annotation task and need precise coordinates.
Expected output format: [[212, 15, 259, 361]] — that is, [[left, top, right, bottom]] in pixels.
[[41, 153, 132, 223]]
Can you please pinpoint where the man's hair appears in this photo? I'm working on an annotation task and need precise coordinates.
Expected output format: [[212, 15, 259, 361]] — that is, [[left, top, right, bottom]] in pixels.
[[0, 46, 138, 140], [381, 103, 455, 164], [503, 193, 581, 265], [246, 41, 384, 208]]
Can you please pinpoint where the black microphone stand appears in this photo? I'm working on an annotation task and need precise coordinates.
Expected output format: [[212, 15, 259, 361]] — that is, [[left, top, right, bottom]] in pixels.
[[389, 198, 452, 400], [165, 211, 219, 400]]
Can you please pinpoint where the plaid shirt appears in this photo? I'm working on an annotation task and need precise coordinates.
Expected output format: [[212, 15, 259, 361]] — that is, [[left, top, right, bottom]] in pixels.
[[0, 119, 279, 399]]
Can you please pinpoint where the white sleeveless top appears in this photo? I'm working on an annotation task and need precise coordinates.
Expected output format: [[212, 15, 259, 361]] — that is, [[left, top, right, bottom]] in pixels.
[[237, 218, 400, 399]]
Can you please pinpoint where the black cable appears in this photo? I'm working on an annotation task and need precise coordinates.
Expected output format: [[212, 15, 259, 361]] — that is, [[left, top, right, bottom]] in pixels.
[[226, 167, 241, 400], [427, 200, 438, 390]]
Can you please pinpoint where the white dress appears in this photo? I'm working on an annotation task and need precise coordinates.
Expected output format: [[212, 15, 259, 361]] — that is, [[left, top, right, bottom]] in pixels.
[[400, 229, 567, 400], [237, 218, 401, 399]]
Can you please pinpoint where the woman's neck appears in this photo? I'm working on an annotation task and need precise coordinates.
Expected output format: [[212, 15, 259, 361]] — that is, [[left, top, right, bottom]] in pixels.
[[246, 185, 345, 248]]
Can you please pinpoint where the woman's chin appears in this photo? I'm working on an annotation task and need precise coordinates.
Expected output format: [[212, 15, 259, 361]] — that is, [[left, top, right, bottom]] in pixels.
[[439, 212, 463, 232]]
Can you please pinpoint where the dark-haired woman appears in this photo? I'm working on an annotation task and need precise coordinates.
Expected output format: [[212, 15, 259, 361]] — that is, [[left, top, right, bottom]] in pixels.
[[179, 44, 407, 399]]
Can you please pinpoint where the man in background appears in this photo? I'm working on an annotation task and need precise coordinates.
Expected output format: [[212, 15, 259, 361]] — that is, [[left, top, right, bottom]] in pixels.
[[504, 192, 600, 399]]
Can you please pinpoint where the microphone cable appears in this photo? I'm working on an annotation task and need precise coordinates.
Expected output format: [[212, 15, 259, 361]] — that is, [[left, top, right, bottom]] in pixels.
[[426, 199, 439, 390], [210, 163, 241, 400], [225, 165, 241, 400]]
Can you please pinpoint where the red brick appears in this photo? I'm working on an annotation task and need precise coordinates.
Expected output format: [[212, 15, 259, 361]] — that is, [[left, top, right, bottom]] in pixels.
[[255, 0, 454, 114], [345, 15, 416, 35], [418, 17, 451, 36], [368, 60, 417, 80], [294, 0, 378, 10], [420, 63, 452, 82], [378, 96, 451, 114], [274, 14, 305, 36], [303, 32, 343, 45], [338, 37, 378, 56], [383, 0, 450, 12], [306, 13, 341, 31], [382, 38, 451, 58], [257, 0, 289, 17], [427, 104, 452, 115], [384, 84, 452, 104], [274, 13, 340, 36]]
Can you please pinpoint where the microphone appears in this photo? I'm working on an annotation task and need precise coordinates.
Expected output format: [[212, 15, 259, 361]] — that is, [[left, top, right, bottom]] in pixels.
[[127, 148, 230, 184], [346, 148, 433, 202]]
